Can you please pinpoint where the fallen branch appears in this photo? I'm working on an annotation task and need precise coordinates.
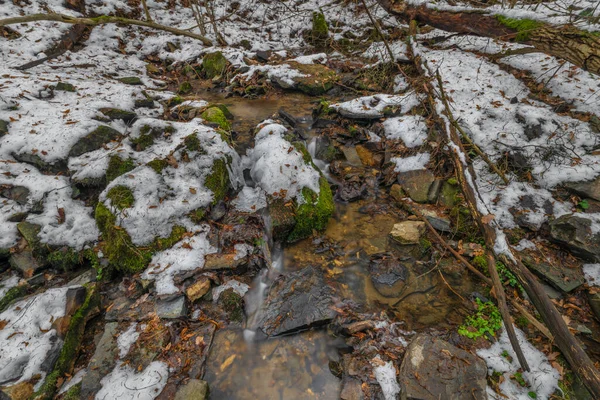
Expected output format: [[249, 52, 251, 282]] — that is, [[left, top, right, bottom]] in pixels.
[[0, 13, 213, 46]]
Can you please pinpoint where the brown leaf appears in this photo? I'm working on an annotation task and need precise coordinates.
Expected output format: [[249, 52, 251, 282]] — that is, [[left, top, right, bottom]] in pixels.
[[166, 155, 178, 168], [0, 320, 8, 330], [481, 214, 495, 224], [189, 187, 197, 194], [57, 208, 66, 225]]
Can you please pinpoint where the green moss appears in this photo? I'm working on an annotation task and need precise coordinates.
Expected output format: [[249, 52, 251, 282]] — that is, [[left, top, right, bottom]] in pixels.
[[184, 133, 203, 153], [106, 155, 135, 183], [318, 99, 333, 115], [472, 255, 487, 270], [288, 176, 334, 242], [450, 205, 483, 243], [202, 51, 228, 79], [189, 208, 206, 224], [447, 177, 458, 185], [201, 107, 231, 130], [47, 248, 81, 272], [33, 284, 99, 400], [311, 11, 329, 42], [291, 62, 338, 96], [55, 82, 76, 92], [205, 158, 230, 205], [293, 141, 313, 165], [496, 15, 543, 41], [167, 95, 183, 107], [118, 76, 143, 85], [95, 203, 152, 274], [208, 104, 234, 120], [154, 225, 186, 250], [419, 237, 432, 252], [106, 185, 135, 210], [178, 81, 193, 95], [219, 289, 244, 322], [62, 383, 82, 400], [147, 158, 168, 174], [0, 285, 28, 313], [130, 126, 155, 151]]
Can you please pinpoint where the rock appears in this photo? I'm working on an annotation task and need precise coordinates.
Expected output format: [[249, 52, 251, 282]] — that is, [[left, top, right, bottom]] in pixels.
[[0, 185, 29, 205], [427, 179, 442, 202], [368, 253, 409, 297], [11, 152, 66, 173], [186, 277, 211, 302], [355, 144, 383, 167], [389, 184, 404, 203], [549, 214, 600, 262], [174, 379, 208, 400], [588, 291, 600, 321], [420, 210, 451, 232], [134, 98, 155, 108], [156, 295, 187, 319], [0, 120, 9, 136], [287, 62, 338, 96], [257, 266, 336, 337], [209, 200, 227, 221], [438, 180, 460, 207], [397, 170, 436, 203], [104, 295, 155, 321], [278, 108, 298, 127], [98, 108, 137, 124], [118, 76, 143, 85], [314, 136, 342, 162], [203, 253, 245, 270], [390, 221, 425, 245], [565, 177, 600, 202], [256, 50, 271, 62], [54, 82, 76, 92], [68, 125, 121, 158], [399, 334, 487, 400], [68, 269, 97, 286], [9, 251, 42, 278], [269, 199, 297, 241], [200, 107, 230, 130], [340, 377, 364, 400], [202, 52, 228, 79], [522, 255, 584, 293], [80, 322, 119, 399], [65, 286, 87, 315], [1, 381, 33, 400]]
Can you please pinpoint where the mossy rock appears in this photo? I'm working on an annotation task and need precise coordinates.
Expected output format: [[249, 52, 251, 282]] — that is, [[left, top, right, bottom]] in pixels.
[[33, 284, 100, 400], [219, 288, 244, 323], [106, 185, 135, 210], [106, 155, 135, 183], [183, 134, 204, 153], [17, 221, 41, 249], [288, 62, 339, 96], [69, 126, 121, 158], [55, 82, 76, 92], [205, 157, 230, 205], [98, 108, 138, 124], [438, 180, 461, 208], [47, 247, 81, 272], [0, 285, 28, 313], [287, 176, 334, 242], [269, 199, 297, 241], [178, 81, 193, 95], [201, 107, 231, 130], [146, 158, 169, 174], [207, 104, 234, 120], [166, 96, 183, 107], [118, 76, 143, 85], [0, 119, 9, 136], [202, 51, 228, 79], [311, 11, 329, 42]]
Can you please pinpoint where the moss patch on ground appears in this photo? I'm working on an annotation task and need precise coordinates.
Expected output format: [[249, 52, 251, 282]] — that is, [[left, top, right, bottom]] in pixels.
[[201, 107, 231, 130], [288, 176, 334, 242], [47, 248, 81, 272], [106, 185, 135, 210], [205, 157, 230, 205], [106, 155, 135, 183], [147, 158, 168, 174], [202, 51, 228, 79], [0, 285, 28, 313], [311, 11, 329, 42], [288, 62, 339, 96]]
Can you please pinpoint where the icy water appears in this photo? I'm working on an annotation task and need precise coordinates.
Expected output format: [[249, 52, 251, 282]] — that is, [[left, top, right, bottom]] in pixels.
[[197, 92, 478, 399]]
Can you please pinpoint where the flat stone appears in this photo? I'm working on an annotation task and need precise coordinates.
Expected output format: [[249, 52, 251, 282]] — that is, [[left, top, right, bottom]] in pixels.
[[368, 253, 409, 297], [98, 108, 137, 124], [203, 253, 244, 270], [257, 265, 336, 337], [68, 125, 121, 158], [0, 185, 29, 205], [390, 221, 425, 245], [397, 170, 436, 203], [81, 322, 119, 399], [174, 379, 208, 400], [65, 286, 86, 316], [522, 255, 584, 293], [68, 269, 97, 286], [156, 295, 187, 319], [186, 277, 211, 302], [427, 179, 442, 202], [9, 251, 42, 278], [565, 177, 600, 202], [399, 334, 487, 400], [421, 209, 451, 232], [549, 214, 600, 262], [340, 377, 364, 400]]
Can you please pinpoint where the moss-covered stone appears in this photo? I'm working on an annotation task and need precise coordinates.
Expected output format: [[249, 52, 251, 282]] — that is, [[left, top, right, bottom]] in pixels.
[[288, 176, 334, 242], [0, 285, 28, 313], [95, 203, 152, 274], [118, 76, 143, 85], [33, 284, 99, 400], [154, 225, 187, 251], [106, 155, 135, 183], [288, 62, 339, 96], [496, 15, 543, 42], [219, 288, 244, 322], [147, 158, 168, 174], [205, 158, 230, 205], [438, 180, 461, 208], [208, 104, 234, 120], [99, 108, 137, 124], [69, 126, 121, 158], [167, 95, 183, 107], [47, 247, 81, 272], [178, 81, 193, 95], [269, 199, 297, 241], [184, 134, 203, 153], [106, 185, 135, 210], [55, 82, 76, 92], [61, 383, 82, 400], [17, 221, 41, 249], [311, 11, 329, 42], [202, 51, 228, 79], [201, 107, 231, 130]]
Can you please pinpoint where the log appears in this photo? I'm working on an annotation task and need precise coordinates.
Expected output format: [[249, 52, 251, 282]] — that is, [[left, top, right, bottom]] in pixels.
[[378, 0, 600, 75]]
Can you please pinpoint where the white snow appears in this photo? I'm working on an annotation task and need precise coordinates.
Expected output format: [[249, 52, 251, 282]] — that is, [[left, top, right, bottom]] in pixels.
[[95, 361, 168, 400], [142, 225, 216, 296], [212, 279, 250, 302], [391, 153, 430, 173], [583, 264, 600, 287], [57, 369, 86, 395], [371, 357, 401, 400], [232, 186, 268, 212], [0, 274, 20, 299], [331, 92, 420, 119], [477, 326, 560, 400], [117, 323, 140, 359], [0, 287, 73, 387], [383, 115, 428, 147]]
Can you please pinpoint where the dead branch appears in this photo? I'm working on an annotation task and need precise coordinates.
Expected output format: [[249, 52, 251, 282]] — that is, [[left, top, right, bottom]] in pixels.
[[0, 13, 213, 46]]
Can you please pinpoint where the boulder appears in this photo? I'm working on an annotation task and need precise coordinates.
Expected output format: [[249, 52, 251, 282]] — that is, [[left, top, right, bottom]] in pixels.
[[390, 221, 425, 245], [565, 177, 600, 202], [399, 334, 487, 400], [257, 266, 336, 337], [68, 125, 121, 158], [397, 170, 436, 203], [549, 214, 600, 261]]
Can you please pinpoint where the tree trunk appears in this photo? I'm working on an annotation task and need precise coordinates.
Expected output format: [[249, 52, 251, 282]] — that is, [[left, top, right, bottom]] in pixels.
[[378, 0, 600, 75]]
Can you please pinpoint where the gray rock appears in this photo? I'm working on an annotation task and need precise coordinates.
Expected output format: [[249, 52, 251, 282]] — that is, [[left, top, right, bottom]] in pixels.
[[549, 214, 600, 261], [522, 255, 584, 293], [9, 250, 42, 278], [99, 108, 137, 124], [397, 170, 435, 203], [12, 151, 67, 173], [0, 185, 29, 205], [257, 265, 336, 337], [40, 335, 62, 373], [174, 379, 208, 400], [65, 286, 86, 316], [390, 221, 425, 245], [156, 295, 187, 319], [340, 377, 364, 400], [68, 125, 121, 158], [565, 177, 600, 202], [427, 179, 442, 202], [81, 322, 119, 399], [588, 291, 600, 321], [399, 334, 487, 400], [368, 253, 409, 297], [68, 269, 97, 286], [0, 120, 9, 136]]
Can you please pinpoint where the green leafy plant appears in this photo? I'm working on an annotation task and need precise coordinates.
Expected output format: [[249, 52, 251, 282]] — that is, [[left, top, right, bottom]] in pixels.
[[458, 298, 502, 340], [578, 199, 589, 210]]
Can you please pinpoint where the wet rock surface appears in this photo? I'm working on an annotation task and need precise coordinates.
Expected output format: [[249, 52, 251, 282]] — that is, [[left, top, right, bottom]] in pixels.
[[368, 253, 410, 297], [549, 214, 600, 261]]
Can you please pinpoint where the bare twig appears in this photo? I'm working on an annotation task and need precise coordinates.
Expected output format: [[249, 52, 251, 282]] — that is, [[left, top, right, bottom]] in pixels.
[[141, 0, 153, 22]]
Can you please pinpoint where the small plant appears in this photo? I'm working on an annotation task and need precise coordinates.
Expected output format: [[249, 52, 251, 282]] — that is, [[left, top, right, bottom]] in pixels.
[[578, 199, 589, 210], [513, 371, 527, 387], [458, 298, 502, 340]]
